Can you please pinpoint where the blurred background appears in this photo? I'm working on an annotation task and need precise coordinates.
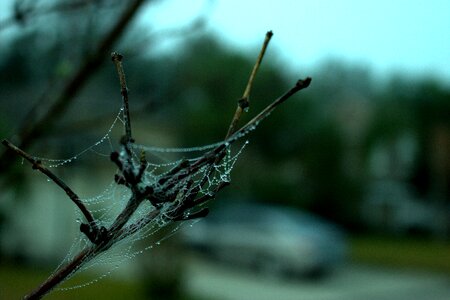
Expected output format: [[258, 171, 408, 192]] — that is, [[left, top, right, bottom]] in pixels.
[[0, 0, 449, 299]]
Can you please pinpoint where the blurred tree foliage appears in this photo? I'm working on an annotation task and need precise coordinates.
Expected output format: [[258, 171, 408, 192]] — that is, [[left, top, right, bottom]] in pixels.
[[1, 21, 449, 231]]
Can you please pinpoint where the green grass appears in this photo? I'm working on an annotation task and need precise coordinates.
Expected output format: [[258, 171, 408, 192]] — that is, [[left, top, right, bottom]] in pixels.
[[351, 235, 450, 275], [0, 262, 205, 300], [0, 263, 144, 300], [4, 237, 448, 298]]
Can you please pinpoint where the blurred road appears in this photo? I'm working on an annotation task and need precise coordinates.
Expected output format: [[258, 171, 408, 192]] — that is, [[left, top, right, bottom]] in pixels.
[[184, 256, 450, 300]]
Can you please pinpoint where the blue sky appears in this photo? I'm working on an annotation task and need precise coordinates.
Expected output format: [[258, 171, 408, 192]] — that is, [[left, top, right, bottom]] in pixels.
[[143, 0, 450, 84], [1, 0, 449, 84]]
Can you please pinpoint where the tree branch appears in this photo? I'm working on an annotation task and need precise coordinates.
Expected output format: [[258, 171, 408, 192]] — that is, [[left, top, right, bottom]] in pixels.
[[225, 30, 273, 139], [227, 77, 312, 144], [1, 139, 96, 228], [23, 248, 94, 300], [111, 52, 133, 144]]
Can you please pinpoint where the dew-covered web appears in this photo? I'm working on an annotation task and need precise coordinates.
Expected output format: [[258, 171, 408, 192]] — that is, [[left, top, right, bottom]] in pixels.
[[30, 107, 126, 168], [28, 104, 251, 291]]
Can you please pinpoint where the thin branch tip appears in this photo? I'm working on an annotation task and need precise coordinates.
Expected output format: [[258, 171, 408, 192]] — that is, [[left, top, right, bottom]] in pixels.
[[111, 51, 123, 61], [298, 77, 312, 88], [111, 53, 133, 142], [225, 31, 274, 139]]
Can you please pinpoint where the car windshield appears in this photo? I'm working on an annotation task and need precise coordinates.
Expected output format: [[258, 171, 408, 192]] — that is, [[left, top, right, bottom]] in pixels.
[[207, 203, 335, 235]]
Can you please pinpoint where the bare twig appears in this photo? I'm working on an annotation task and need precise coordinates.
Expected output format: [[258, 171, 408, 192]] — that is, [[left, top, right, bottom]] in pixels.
[[111, 52, 133, 143], [225, 30, 273, 139], [23, 248, 94, 300], [242, 31, 273, 107], [1, 139, 96, 228], [228, 78, 312, 143]]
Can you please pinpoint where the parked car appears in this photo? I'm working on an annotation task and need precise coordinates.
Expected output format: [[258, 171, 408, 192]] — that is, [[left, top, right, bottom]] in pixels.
[[182, 202, 347, 278]]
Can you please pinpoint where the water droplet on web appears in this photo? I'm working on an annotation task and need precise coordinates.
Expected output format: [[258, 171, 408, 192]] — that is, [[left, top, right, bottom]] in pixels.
[[244, 107, 249, 113], [21, 158, 24, 165], [47, 179, 51, 182]]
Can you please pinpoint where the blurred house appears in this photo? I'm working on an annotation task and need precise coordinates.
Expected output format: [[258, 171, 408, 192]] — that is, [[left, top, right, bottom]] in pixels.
[[362, 130, 449, 238], [363, 179, 438, 236], [331, 88, 449, 239]]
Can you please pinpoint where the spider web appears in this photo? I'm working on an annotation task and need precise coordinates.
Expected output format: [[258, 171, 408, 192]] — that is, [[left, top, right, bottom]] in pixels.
[[27, 104, 249, 291]]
